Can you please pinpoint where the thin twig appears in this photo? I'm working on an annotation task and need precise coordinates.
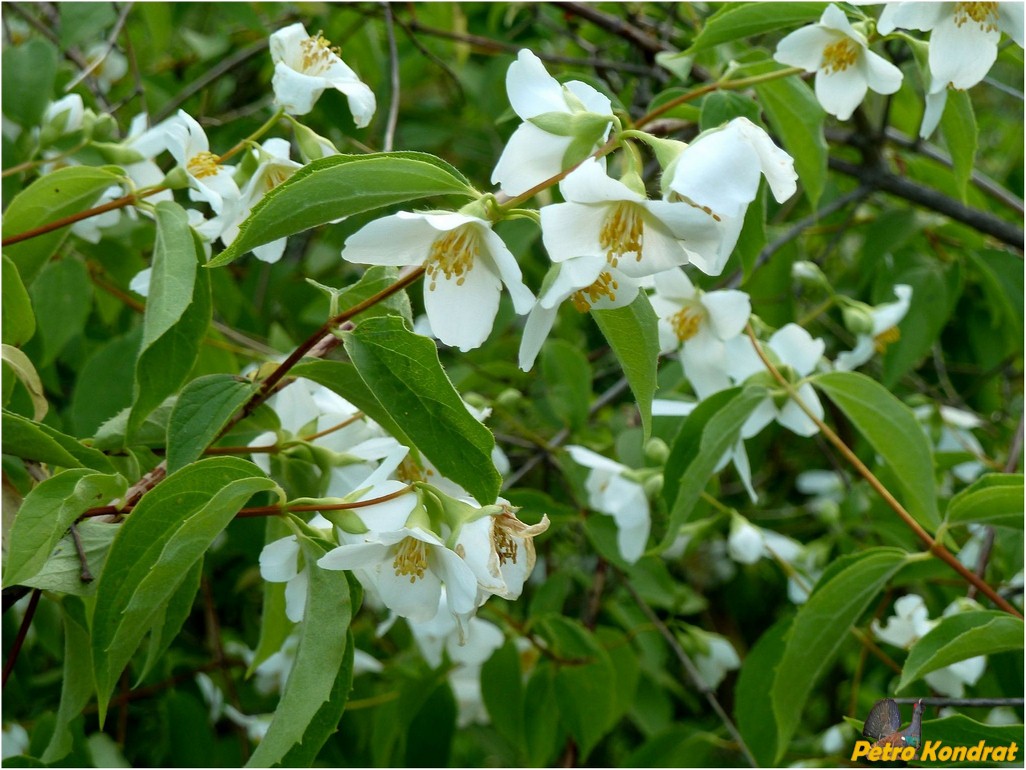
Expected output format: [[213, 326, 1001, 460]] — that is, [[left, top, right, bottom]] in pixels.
[[621, 575, 758, 768], [1, 589, 41, 687], [382, 3, 400, 153], [69, 522, 94, 582], [893, 697, 1024, 708], [64, 1, 133, 93]]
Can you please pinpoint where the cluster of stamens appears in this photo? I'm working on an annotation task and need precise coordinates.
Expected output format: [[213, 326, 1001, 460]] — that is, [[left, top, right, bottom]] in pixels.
[[600, 203, 644, 268], [426, 227, 478, 290], [187, 150, 222, 179], [822, 37, 859, 74], [392, 536, 428, 583], [571, 270, 618, 312], [954, 2, 998, 30], [492, 519, 519, 566], [396, 457, 430, 483], [670, 305, 705, 342], [874, 326, 901, 353], [300, 31, 340, 74]]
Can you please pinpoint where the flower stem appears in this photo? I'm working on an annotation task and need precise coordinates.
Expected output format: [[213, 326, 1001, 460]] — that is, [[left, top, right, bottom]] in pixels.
[[219, 107, 286, 163], [744, 323, 1022, 619]]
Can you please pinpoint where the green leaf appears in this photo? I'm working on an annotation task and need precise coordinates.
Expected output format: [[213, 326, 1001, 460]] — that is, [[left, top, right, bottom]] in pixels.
[[20, 520, 117, 596], [755, 70, 827, 206], [41, 598, 94, 763], [660, 386, 766, 548], [1, 38, 58, 127], [331, 265, 413, 326], [592, 292, 660, 440], [735, 617, 791, 768], [208, 152, 476, 267], [2, 166, 124, 283], [771, 548, 907, 761], [541, 339, 592, 429], [91, 457, 276, 721], [290, 360, 414, 450], [914, 715, 1023, 767], [2, 344, 47, 421], [687, 3, 827, 53], [699, 91, 761, 130], [29, 256, 93, 365], [813, 371, 939, 529], [129, 201, 211, 434], [138, 559, 203, 684], [2, 256, 35, 346], [3, 469, 126, 586], [246, 537, 353, 767], [524, 665, 562, 766], [342, 315, 500, 504], [166, 374, 256, 474], [537, 617, 616, 759], [481, 641, 526, 752], [248, 518, 295, 675], [898, 611, 1023, 692], [2, 409, 115, 472], [945, 473, 1024, 529], [736, 186, 767, 280], [940, 90, 977, 203]]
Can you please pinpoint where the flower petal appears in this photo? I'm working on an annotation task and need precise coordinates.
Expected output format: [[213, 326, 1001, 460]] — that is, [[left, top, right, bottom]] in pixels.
[[506, 50, 568, 119], [423, 257, 502, 352]]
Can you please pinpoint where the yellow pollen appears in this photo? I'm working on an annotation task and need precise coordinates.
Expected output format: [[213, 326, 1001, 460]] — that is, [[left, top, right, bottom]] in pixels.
[[874, 326, 901, 353], [954, 2, 998, 29], [392, 537, 428, 583], [396, 457, 428, 483], [426, 226, 478, 290], [670, 305, 705, 342], [822, 37, 859, 74], [187, 150, 222, 179], [600, 203, 644, 268], [300, 31, 341, 74], [570, 270, 619, 312], [492, 521, 519, 566]]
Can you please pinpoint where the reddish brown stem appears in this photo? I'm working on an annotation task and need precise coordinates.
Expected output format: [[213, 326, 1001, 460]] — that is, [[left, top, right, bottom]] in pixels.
[[2, 589, 41, 687]]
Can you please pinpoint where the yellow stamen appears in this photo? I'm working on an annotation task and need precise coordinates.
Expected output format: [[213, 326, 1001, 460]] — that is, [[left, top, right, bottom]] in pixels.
[[874, 326, 901, 353], [822, 37, 859, 74], [570, 270, 619, 312], [396, 457, 431, 484], [426, 226, 478, 290], [670, 305, 705, 342], [187, 150, 222, 180], [954, 2, 998, 29], [600, 202, 644, 268], [392, 537, 428, 583], [665, 191, 721, 222], [492, 519, 519, 566], [300, 31, 341, 74]]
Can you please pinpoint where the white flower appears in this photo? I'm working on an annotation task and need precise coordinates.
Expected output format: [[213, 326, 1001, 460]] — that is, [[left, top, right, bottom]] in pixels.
[[340, 211, 534, 352], [518, 256, 641, 371], [42, 94, 85, 136], [318, 527, 479, 623], [724, 323, 826, 438], [269, 23, 376, 126], [221, 138, 302, 263], [164, 111, 242, 229], [565, 445, 650, 563], [691, 630, 740, 690], [913, 405, 987, 484], [454, 508, 550, 601], [259, 535, 310, 623], [650, 268, 751, 399], [491, 49, 614, 196], [1, 723, 29, 759], [663, 118, 797, 275], [542, 159, 727, 278], [775, 4, 903, 121], [835, 285, 912, 371], [727, 515, 803, 567], [84, 44, 128, 93], [879, 3, 1024, 93]]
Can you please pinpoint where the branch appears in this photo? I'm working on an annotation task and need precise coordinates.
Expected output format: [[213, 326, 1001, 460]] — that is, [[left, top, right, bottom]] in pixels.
[[828, 157, 1024, 250], [382, 3, 400, 153], [552, 1, 669, 56], [2, 589, 41, 687]]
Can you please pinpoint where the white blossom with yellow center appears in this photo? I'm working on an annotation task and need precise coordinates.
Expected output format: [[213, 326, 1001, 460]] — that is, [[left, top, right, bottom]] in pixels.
[[455, 507, 550, 602], [318, 526, 479, 623], [164, 110, 241, 235], [650, 268, 751, 400], [340, 211, 534, 352], [774, 4, 903, 121], [269, 22, 376, 125]]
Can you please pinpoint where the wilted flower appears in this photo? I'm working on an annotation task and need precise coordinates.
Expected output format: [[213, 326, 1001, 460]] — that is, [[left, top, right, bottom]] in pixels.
[[454, 507, 550, 601], [340, 211, 534, 352], [269, 22, 376, 126], [775, 4, 903, 120], [491, 49, 614, 196]]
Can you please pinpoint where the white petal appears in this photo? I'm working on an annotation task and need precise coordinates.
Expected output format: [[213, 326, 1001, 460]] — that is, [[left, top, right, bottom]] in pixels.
[[376, 561, 443, 622], [878, 3, 947, 34], [818, 4, 860, 40], [741, 397, 777, 439], [284, 569, 309, 623], [332, 79, 377, 129], [650, 266, 696, 303], [702, 290, 750, 340], [564, 80, 613, 117], [646, 200, 727, 268], [815, 66, 869, 121], [478, 225, 535, 313], [774, 26, 839, 71], [615, 215, 692, 278], [343, 214, 439, 266], [566, 445, 627, 474], [769, 323, 825, 375], [998, 3, 1026, 46], [259, 536, 300, 582], [559, 158, 644, 204], [919, 88, 948, 139], [434, 547, 480, 615], [601, 475, 651, 563], [540, 256, 605, 307], [834, 336, 875, 371], [423, 258, 501, 352], [506, 50, 568, 119], [681, 334, 734, 400], [491, 124, 571, 196], [778, 382, 824, 437], [540, 202, 607, 263], [518, 303, 558, 372], [317, 542, 389, 571], [733, 118, 799, 204], [929, 14, 999, 90], [871, 284, 912, 333], [862, 50, 903, 96]]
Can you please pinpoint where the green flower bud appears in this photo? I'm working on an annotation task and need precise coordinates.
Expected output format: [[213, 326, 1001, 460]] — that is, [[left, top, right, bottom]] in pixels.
[[644, 437, 670, 464], [841, 301, 875, 336]]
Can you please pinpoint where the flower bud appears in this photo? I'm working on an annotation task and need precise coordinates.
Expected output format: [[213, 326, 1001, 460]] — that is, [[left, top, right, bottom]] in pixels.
[[644, 437, 670, 464], [841, 301, 875, 336]]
